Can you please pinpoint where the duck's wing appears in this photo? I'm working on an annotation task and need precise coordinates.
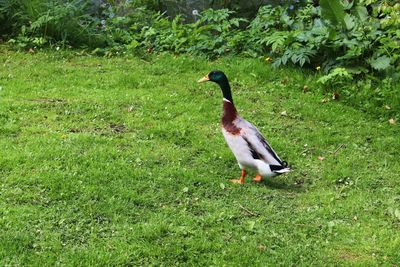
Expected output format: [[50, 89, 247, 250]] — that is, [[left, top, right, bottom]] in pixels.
[[236, 118, 285, 166]]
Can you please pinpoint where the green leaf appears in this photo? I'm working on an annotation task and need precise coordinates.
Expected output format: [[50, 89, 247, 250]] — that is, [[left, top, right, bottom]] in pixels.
[[299, 57, 306, 67], [370, 56, 391, 70], [320, 0, 346, 27], [264, 31, 288, 52], [355, 5, 368, 22], [344, 14, 355, 30], [345, 66, 368, 75], [128, 40, 139, 48], [317, 67, 352, 85], [328, 29, 338, 40]]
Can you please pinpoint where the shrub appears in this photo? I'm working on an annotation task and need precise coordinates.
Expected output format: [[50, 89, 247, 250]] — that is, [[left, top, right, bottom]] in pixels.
[[2, 0, 110, 48], [249, 0, 399, 77]]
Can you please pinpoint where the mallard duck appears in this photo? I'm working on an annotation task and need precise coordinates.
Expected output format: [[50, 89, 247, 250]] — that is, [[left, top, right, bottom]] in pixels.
[[198, 70, 290, 184]]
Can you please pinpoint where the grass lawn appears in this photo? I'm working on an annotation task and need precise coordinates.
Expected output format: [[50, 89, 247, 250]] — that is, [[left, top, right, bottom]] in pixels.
[[0, 48, 399, 266]]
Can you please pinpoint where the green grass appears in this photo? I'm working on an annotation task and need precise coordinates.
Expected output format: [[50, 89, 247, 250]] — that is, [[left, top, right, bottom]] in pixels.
[[0, 48, 399, 266]]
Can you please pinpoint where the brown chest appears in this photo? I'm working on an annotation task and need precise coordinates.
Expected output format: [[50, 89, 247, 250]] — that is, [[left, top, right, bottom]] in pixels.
[[221, 101, 241, 135]]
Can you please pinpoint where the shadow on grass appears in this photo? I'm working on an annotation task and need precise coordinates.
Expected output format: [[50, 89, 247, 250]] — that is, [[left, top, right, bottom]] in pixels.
[[260, 178, 305, 193]]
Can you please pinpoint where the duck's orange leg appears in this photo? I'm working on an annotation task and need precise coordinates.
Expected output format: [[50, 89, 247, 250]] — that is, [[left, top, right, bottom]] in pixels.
[[253, 174, 262, 183], [230, 169, 246, 184]]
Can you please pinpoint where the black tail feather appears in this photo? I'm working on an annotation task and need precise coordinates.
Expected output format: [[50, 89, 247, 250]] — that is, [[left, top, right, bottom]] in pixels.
[[270, 164, 286, 171]]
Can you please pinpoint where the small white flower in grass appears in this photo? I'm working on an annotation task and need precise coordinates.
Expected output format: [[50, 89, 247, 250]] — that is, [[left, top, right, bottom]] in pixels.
[[192, 9, 199, 16]]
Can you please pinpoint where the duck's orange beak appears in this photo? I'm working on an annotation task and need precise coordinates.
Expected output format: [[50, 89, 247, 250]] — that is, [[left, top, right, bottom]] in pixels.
[[197, 75, 209, 83]]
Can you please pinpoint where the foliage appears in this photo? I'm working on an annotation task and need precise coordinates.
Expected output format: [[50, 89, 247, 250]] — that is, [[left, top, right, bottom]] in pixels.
[[121, 8, 246, 56], [1, 0, 108, 48], [0, 0, 399, 114], [245, 0, 400, 111], [2, 1, 399, 72], [0, 49, 399, 265], [317, 67, 352, 85], [250, 1, 399, 78]]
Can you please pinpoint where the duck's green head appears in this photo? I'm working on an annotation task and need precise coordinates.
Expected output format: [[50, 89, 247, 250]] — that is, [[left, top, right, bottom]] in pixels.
[[198, 70, 233, 103], [197, 70, 227, 84]]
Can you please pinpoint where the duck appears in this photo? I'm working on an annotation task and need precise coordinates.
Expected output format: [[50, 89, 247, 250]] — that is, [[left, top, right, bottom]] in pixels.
[[198, 70, 290, 184]]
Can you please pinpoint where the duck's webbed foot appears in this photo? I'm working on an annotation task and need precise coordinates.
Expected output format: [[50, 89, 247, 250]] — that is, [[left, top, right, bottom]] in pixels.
[[253, 174, 262, 183]]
